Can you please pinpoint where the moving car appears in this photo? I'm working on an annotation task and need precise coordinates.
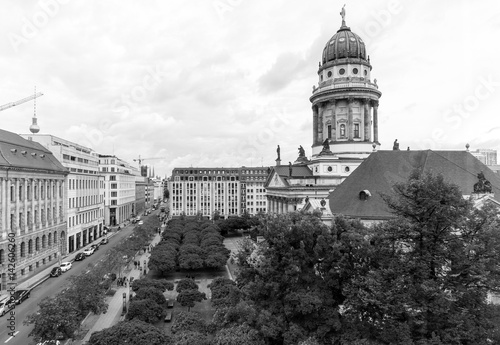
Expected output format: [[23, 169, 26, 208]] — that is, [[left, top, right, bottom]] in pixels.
[[83, 247, 94, 256], [60, 262, 72, 272], [50, 267, 62, 277], [13, 290, 30, 304], [74, 253, 86, 261]]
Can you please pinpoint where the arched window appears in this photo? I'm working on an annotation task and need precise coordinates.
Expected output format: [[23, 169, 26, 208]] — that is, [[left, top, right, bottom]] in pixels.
[[48, 233, 52, 246], [21, 242, 26, 257], [53, 231, 57, 244], [36, 237, 40, 251], [28, 239, 33, 254], [42, 235, 47, 248], [340, 124, 346, 137], [0, 249, 4, 265]]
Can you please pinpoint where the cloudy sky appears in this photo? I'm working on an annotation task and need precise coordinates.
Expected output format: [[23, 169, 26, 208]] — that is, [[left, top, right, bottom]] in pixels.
[[1, 0, 499, 177]]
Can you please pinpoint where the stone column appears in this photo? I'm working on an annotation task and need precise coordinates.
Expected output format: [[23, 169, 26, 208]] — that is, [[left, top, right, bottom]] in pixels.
[[312, 106, 318, 145], [331, 100, 337, 141], [363, 99, 370, 141], [318, 104, 324, 143], [348, 98, 354, 140], [15, 179, 20, 236], [23, 178, 28, 232], [373, 100, 379, 143], [6, 179, 12, 233], [2, 178, 6, 236]]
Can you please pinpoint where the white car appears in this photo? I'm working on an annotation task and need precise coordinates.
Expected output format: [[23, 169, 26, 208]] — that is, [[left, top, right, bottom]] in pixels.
[[138, 221, 144, 225], [60, 262, 72, 272], [83, 247, 94, 256]]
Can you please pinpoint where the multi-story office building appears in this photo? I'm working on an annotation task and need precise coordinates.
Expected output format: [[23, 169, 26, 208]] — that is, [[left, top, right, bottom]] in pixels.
[[470, 149, 497, 166], [0, 130, 68, 291], [21, 134, 105, 252], [169, 167, 269, 218], [240, 167, 269, 214], [98, 155, 139, 226]]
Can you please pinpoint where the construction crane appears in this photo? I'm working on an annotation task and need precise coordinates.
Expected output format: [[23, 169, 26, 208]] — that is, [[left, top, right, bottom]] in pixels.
[[0, 92, 44, 112], [133, 155, 164, 165]]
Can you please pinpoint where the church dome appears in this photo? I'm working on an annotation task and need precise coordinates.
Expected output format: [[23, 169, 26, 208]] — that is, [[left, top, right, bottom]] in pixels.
[[322, 25, 367, 64]]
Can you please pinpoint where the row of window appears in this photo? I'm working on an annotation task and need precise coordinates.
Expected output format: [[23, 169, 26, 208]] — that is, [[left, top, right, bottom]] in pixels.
[[0, 232, 59, 264], [68, 178, 101, 190], [325, 124, 361, 139], [69, 195, 102, 209], [8, 182, 62, 203], [10, 207, 62, 231], [68, 209, 102, 228]]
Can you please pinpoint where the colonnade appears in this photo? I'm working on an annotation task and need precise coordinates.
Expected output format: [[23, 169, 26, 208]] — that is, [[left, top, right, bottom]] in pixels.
[[312, 98, 379, 145]]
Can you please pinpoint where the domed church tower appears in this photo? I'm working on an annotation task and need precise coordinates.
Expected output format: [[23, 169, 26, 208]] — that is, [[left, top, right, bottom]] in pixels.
[[310, 7, 381, 157]]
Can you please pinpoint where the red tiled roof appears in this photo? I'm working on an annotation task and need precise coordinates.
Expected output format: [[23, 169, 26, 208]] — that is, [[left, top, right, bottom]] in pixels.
[[328, 150, 500, 220]]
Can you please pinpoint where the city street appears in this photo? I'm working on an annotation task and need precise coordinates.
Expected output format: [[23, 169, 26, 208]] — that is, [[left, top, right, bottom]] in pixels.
[[0, 224, 135, 345]]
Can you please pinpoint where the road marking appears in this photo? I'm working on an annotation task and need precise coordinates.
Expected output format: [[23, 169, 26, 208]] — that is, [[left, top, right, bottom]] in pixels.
[[5, 331, 19, 342]]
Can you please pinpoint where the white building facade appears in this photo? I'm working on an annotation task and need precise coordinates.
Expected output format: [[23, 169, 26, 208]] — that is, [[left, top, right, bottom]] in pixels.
[[22, 134, 105, 252], [98, 155, 139, 226]]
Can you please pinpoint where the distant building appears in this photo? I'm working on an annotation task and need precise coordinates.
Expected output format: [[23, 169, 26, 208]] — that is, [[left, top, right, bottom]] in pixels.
[[0, 129, 68, 291], [98, 155, 139, 226], [168, 167, 268, 218], [470, 149, 497, 166], [240, 167, 269, 215], [21, 134, 105, 252]]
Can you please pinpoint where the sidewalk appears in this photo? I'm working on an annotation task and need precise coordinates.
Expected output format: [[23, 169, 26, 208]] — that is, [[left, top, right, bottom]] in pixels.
[[80, 232, 163, 344]]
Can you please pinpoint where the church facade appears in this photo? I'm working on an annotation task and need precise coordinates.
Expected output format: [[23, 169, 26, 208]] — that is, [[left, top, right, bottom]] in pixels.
[[266, 10, 381, 215]]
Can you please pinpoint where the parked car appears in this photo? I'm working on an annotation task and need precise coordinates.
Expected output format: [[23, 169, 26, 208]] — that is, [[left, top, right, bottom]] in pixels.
[[91, 244, 99, 251], [50, 267, 62, 277], [0, 297, 13, 316], [83, 247, 94, 256], [138, 221, 144, 225], [164, 311, 173, 322], [100, 237, 109, 245], [60, 262, 72, 272], [75, 253, 86, 261], [13, 290, 30, 304]]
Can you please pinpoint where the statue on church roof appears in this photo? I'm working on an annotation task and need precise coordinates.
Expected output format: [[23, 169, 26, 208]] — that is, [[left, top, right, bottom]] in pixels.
[[276, 145, 281, 160], [319, 139, 333, 156], [288, 162, 293, 177], [393, 139, 399, 150], [474, 171, 492, 194], [298, 145, 305, 157], [340, 4, 346, 26]]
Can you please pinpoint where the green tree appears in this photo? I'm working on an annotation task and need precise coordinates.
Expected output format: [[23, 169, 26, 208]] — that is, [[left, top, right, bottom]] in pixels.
[[177, 289, 207, 311], [25, 295, 80, 343], [235, 212, 344, 344], [343, 170, 500, 344], [131, 278, 174, 292], [148, 246, 177, 275], [171, 311, 206, 334], [88, 319, 172, 345], [133, 287, 167, 306], [212, 324, 265, 345], [127, 299, 164, 323], [173, 331, 210, 345], [176, 278, 199, 293]]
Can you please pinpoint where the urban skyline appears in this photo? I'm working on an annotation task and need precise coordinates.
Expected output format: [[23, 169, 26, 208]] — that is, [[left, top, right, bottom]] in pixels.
[[0, 1, 499, 178]]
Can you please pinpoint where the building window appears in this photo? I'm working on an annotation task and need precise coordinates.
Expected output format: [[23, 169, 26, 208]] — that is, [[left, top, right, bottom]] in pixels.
[[21, 242, 26, 257], [340, 124, 346, 137], [327, 125, 332, 139], [354, 123, 360, 138], [28, 239, 33, 254]]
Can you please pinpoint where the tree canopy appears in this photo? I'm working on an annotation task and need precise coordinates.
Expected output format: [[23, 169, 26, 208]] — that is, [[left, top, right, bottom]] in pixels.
[[88, 319, 172, 345]]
